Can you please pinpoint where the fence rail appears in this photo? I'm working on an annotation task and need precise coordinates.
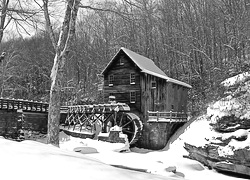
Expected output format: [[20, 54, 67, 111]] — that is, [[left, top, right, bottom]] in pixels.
[[147, 111, 188, 123], [0, 98, 49, 112]]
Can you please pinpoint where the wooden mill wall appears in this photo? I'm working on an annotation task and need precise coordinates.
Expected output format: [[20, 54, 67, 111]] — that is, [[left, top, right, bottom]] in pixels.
[[103, 52, 141, 113], [140, 73, 188, 120], [102, 49, 190, 150], [138, 74, 189, 149]]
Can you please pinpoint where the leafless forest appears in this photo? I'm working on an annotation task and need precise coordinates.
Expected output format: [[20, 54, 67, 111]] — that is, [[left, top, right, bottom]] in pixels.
[[0, 0, 249, 115]]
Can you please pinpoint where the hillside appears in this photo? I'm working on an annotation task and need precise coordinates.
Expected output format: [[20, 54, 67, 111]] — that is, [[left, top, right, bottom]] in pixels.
[[2, 73, 250, 179], [184, 72, 250, 177], [57, 72, 250, 179]]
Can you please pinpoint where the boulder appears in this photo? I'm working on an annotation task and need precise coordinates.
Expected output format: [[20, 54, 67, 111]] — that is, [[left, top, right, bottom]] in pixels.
[[184, 142, 250, 177], [210, 115, 250, 132], [184, 72, 250, 177]]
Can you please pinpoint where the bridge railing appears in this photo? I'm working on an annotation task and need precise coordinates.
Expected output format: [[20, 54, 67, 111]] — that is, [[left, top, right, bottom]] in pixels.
[[61, 103, 130, 114], [0, 98, 49, 112], [147, 111, 188, 123]]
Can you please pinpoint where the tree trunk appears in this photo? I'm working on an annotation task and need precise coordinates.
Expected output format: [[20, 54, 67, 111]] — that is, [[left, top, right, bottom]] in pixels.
[[0, 0, 9, 44], [45, 0, 80, 146], [47, 54, 65, 146]]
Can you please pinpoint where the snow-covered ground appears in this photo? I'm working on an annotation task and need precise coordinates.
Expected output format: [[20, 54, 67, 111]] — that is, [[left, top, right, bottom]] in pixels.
[[58, 116, 245, 180], [0, 115, 246, 180], [2, 72, 249, 179], [0, 136, 171, 180]]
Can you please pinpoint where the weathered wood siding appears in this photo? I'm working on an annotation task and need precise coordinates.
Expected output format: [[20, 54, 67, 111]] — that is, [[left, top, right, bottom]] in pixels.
[[140, 74, 188, 121], [103, 52, 141, 113], [102, 49, 190, 150], [139, 74, 189, 149]]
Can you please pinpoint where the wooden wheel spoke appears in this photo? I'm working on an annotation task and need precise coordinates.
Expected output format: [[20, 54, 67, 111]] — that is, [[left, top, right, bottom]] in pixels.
[[122, 129, 134, 134], [103, 114, 112, 123], [121, 120, 132, 128], [119, 113, 124, 126], [113, 113, 117, 126]]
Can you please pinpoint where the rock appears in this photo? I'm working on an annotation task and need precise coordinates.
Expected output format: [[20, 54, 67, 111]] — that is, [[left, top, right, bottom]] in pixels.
[[210, 115, 250, 132], [165, 166, 177, 173], [184, 72, 250, 178], [97, 131, 130, 152], [74, 147, 98, 154], [98, 130, 127, 144], [184, 142, 250, 177], [214, 161, 250, 176]]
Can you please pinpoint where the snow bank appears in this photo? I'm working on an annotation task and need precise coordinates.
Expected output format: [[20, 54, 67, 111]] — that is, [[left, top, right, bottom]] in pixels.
[[217, 130, 250, 156], [221, 72, 250, 87], [58, 116, 242, 180], [0, 137, 171, 180]]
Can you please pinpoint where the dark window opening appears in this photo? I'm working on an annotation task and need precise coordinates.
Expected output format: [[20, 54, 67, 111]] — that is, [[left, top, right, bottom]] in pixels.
[[109, 93, 116, 103], [130, 91, 136, 103], [130, 73, 136, 84], [151, 76, 156, 89], [109, 75, 114, 86], [151, 81, 156, 89], [119, 58, 124, 65], [171, 105, 174, 111]]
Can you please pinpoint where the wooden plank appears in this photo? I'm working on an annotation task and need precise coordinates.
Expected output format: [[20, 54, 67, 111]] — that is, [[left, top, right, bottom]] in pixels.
[[147, 111, 188, 123]]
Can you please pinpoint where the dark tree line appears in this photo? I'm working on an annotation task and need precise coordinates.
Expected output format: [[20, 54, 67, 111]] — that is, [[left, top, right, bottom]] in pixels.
[[0, 0, 250, 115]]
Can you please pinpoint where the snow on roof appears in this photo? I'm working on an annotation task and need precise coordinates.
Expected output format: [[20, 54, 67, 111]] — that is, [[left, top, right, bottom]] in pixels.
[[102, 47, 192, 88]]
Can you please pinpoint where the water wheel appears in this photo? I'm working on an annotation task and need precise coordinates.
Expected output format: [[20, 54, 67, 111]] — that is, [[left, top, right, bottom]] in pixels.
[[103, 112, 143, 145]]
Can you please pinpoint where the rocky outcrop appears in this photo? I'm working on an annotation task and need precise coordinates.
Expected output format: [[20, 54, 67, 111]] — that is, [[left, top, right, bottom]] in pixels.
[[184, 142, 250, 176], [184, 72, 250, 178], [211, 115, 250, 133]]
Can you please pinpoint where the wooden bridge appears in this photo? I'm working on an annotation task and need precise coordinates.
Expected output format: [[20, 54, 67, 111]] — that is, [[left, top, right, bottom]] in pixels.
[[0, 98, 50, 139], [0, 98, 49, 112], [0, 97, 189, 149]]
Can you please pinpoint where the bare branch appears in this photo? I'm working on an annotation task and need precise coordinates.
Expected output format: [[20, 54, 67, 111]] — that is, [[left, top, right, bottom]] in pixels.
[[42, 0, 57, 50], [0, 0, 10, 42], [14, 19, 32, 35], [122, 0, 142, 9], [79, 3, 132, 21], [62, 0, 80, 54]]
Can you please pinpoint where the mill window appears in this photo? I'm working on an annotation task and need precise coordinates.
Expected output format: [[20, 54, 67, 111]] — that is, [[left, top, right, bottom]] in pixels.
[[130, 91, 136, 103], [151, 81, 156, 89], [109, 75, 114, 86], [119, 57, 124, 65], [130, 73, 136, 84], [151, 76, 156, 89]]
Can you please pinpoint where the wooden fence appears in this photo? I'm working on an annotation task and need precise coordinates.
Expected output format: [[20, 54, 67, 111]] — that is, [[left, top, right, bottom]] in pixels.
[[147, 111, 188, 123], [0, 98, 49, 112]]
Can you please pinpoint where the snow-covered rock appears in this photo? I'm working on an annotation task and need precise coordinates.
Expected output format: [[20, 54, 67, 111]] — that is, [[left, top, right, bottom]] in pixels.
[[184, 72, 250, 178]]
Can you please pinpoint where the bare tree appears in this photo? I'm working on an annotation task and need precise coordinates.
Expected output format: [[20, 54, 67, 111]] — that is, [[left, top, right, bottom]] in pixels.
[[43, 0, 80, 146], [0, 0, 41, 43]]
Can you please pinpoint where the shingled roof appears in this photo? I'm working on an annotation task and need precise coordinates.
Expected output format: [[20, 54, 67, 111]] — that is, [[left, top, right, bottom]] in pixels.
[[102, 47, 192, 88]]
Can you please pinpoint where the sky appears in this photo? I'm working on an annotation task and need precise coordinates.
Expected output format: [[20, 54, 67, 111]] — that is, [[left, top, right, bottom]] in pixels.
[[2, 0, 106, 40]]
